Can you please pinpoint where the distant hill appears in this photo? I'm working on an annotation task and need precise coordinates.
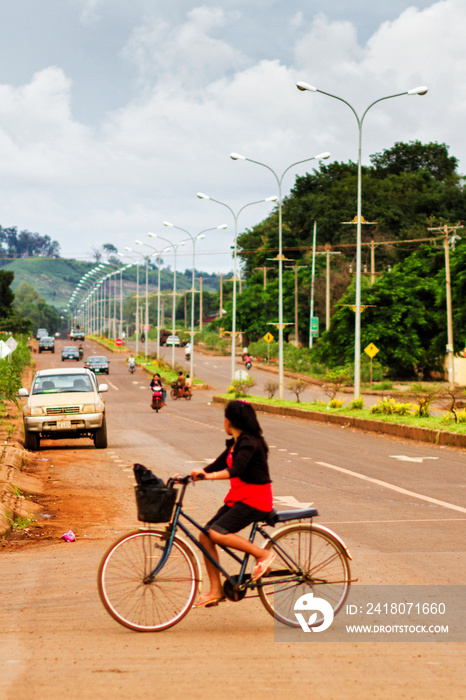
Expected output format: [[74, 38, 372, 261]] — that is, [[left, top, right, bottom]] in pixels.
[[4, 257, 226, 310]]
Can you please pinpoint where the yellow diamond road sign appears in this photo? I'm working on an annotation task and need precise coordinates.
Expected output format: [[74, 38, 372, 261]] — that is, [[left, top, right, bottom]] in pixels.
[[364, 343, 379, 358], [263, 332, 274, 343]]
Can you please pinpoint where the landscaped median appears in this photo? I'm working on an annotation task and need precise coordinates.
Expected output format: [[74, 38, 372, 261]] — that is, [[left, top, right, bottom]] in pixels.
[[212, 395, 466, 449]]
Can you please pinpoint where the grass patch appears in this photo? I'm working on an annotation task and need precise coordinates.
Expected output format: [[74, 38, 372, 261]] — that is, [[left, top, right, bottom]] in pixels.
[[216, 394, 466, 434], [8, 514, 37, 530], [87, 335, 131, 353]]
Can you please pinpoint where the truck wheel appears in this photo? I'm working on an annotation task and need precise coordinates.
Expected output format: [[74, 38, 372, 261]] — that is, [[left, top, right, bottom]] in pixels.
[[94, 419, 108, 449], [24, 431, 40, 451]]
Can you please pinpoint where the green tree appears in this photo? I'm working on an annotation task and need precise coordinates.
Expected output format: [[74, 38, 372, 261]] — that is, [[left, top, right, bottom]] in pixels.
[[313, 241, 466, 379], [13, 281, 61, 334]]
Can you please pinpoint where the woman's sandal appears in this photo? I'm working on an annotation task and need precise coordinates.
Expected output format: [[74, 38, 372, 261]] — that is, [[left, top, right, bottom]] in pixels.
[[193, 594, 226, 609], [251, 553, 276, 583]]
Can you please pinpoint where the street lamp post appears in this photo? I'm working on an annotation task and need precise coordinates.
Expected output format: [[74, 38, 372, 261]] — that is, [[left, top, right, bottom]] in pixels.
[[229, 152, 330, 399], [119, 249, 142, 355], [163, 222, 227, 378], [138, 235, 187, 368], [296, 81, 428, 398], [197, 193, 277, 381]]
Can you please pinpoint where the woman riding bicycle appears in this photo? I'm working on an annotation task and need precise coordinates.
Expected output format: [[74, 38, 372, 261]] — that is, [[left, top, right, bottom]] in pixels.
[[190, 400, 275, 608]]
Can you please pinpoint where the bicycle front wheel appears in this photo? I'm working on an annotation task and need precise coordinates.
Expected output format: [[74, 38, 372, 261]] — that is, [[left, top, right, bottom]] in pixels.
[[258, 523, 351, 627], [98, 530, 200, 632]]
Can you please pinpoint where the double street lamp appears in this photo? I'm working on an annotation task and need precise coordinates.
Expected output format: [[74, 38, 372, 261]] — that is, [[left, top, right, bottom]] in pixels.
[[163, 222, 227, 378], [138, 234, 188, 368], [197, 193, 277, 381], [229, 153, 330, 399], [296, 80, 428, 398]]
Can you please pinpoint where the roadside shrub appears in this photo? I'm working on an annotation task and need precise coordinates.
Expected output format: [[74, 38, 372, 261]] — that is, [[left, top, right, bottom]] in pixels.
[[410, 383, 441, 418], [370, 398, 414, 416], [322, 366, 352, 400], [228, 376, 256, 398], [329, 398, 344, 408], [0, 335, 31, 410], [286, 379, 308, 403], [372, 380, 393, 391], [264, 380, 278, 398], [348, 398, 365, 410], [196, 331, 230, 355]]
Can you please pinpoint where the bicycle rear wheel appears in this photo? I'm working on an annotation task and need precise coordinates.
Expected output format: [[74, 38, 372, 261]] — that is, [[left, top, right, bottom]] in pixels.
[[258, 523, 351, 627], [98, 530, 200, 632]]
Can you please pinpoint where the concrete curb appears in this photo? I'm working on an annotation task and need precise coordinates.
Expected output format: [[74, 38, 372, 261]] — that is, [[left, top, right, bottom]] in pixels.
[[212, 396, 466, 450]]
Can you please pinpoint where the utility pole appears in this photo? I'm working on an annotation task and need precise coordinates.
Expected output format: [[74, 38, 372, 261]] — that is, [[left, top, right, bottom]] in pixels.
[[324, 244, 341, 330], [254, 265, 273, 290], [197, 277, 203, 331], [428, 223, 463, 387], [219, 273, 223, 320], [285, 261, 307, 345], [370, 239, 376, 285]]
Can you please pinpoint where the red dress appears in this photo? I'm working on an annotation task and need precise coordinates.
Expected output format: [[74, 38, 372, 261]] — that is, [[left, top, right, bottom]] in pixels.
[[207, 438, 273, 513]]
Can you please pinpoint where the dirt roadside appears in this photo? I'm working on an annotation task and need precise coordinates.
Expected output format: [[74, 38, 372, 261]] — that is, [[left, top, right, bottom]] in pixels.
[[0, 409, 120, 550]]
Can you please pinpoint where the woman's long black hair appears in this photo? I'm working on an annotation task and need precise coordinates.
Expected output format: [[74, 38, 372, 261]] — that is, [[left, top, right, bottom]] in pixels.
[[225, 400, 268, 452]]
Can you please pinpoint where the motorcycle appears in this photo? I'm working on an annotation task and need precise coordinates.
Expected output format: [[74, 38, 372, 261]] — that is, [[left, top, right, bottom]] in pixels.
[[129, 364, 136, 374], [170, 382, 192, 401], [244, 355, 252, 370], [151, 386, 164, 412]]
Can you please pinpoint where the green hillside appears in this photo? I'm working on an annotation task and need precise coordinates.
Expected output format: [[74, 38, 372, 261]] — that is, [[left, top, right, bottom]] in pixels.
[[4, 258, 95, 309], [4, 257, 224, 311]]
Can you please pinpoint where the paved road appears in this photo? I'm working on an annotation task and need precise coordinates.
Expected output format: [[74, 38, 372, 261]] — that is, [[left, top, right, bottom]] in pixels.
[[0, 339, 464, 699], [127, 338, 379, 406]]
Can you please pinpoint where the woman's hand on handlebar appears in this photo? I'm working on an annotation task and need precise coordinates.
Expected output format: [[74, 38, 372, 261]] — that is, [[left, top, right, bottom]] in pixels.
[[190, 468, 206, 481]]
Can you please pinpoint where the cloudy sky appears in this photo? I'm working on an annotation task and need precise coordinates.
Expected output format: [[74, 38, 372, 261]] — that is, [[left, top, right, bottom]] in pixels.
[[0, 0, 464, 272]]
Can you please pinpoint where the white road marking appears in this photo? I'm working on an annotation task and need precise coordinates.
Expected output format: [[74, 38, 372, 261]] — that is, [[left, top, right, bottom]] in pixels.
[[323, 518, 466, 524], [316, 461, 466, 514], [390, 455, 440, 463], [274, 495, 314, 509], [289, 452, 299, 456], [301, 457, 312, 460], [107, 380, 119, 391]]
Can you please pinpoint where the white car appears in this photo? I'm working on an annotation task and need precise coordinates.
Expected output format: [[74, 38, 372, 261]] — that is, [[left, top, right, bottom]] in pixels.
[[19, 368, 108, 451], [166, 335, 180, 346]]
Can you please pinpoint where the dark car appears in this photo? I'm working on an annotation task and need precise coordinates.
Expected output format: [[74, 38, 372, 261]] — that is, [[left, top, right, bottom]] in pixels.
[[84, 356, 110, 375], [62, 345, 80, 362], [38, 336, 55, 353]]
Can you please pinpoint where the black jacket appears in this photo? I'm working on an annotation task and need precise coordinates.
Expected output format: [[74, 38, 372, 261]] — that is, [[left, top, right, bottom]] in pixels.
[[205, 433, 271, 484]]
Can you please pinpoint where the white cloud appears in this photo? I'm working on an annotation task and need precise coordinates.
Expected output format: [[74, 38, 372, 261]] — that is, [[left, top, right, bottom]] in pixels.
[[0, 1, 465, 271], [122, 7, 248, 89]]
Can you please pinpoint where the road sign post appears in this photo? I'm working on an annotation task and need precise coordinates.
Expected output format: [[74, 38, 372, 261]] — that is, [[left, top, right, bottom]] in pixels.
[[263, 332, 274, 363], [364, 343, 379, 387]]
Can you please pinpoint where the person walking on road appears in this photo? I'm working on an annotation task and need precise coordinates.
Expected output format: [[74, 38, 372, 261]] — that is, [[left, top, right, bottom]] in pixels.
[[189, 400, 275, 608]]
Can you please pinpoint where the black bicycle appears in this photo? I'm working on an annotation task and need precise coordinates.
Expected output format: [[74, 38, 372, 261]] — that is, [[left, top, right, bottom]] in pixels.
[[98, 474, 352, 632]]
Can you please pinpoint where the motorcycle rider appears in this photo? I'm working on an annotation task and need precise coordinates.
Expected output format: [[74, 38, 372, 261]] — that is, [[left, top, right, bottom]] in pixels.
[[176, 370, 186, 397], [185, 342, 191, 361], [128, 354, 136, 372], [150, 373, 166, 404], [78, 344, 84, 359]]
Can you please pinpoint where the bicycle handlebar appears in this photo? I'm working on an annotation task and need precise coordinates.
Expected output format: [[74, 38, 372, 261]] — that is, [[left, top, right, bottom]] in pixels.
[[171, 473, 205, 486]]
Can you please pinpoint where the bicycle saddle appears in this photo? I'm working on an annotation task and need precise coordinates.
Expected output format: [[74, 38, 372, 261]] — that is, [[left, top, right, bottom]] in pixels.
[[263, 507, 319, 525]]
